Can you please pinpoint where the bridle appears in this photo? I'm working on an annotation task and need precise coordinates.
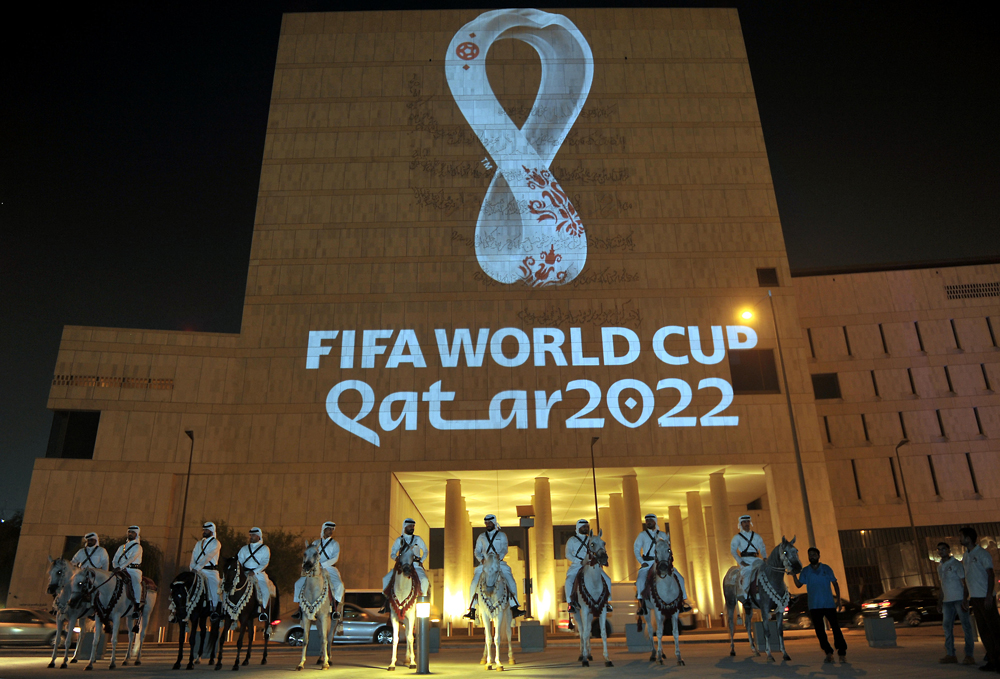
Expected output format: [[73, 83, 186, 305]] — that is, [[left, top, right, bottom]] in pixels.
[[585, 536, 608, 568]]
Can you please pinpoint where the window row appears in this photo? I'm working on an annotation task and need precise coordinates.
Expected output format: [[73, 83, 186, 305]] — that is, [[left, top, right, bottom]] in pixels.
[[829, 451, 994, 506], [811, 363, 998, 401], [806, 317, 998, 360], [819, 407, 999, 447]]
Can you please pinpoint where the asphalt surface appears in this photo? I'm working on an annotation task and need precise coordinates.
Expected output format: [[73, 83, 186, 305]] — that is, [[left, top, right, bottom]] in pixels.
[[1, 628, 995, 678]]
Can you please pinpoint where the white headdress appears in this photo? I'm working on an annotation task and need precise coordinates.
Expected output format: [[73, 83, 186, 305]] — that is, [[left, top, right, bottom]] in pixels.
[[644, 513, 657, 521], [738, 515, 752, 531], [575, 519, 590, 533], [402, 518, 416, 534], [322, 521, 336, 536], [202, 522, 216, 537], [249, 527, 263, 543], [484, 514, 499, 530], [128, 525, 140, 538]]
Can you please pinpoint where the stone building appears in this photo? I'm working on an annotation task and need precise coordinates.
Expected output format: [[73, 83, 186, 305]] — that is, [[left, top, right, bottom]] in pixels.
[[9, 8, 998, 629]]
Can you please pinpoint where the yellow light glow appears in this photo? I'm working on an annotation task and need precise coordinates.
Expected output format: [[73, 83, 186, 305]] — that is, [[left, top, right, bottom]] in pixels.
[[740, 310, 753, 320], [444, 590, 467, 620], [416, 602, 431, 618]]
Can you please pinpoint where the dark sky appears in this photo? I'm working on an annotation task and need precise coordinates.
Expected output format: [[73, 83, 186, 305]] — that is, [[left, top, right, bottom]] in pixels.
[[2, 2, 997, 515]]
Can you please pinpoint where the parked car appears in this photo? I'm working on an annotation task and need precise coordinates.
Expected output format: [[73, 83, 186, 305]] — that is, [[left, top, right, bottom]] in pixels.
[[782, 595, 863, 630], [272, 603, 393, 646], [344, 589, 384, 615], [0, 608, 59, 647], [861, 586, 941, 626]]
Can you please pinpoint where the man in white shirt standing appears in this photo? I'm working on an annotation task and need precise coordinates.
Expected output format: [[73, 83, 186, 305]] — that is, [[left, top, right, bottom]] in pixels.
[[959, 526, 1000, 673], [936, 542, 974, 665]]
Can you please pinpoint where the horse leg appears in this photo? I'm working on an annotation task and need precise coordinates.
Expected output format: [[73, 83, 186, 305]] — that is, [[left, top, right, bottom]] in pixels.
[[262, 614, 270, 666], [64, 614, 79, 667], [762, 598, 774, 663], [778, 610, 790, 661], [673, 611, 684, 665], [174, 620, 186, 670], [600, 608, 612, 667], [107, 615, 120, 670], [49, 613, 62, 667], [215, 619, 230, 670], [507, 611, 515, 667], [69, 615, 83, 664], [232, 620, 245, 670], [576, 609, 586, 664], [727, 602, 736, 656], [745, 603, 758, 656], [407, 612, 416, 669], [242, 621, 254, 666], [297, 615, 309, 671], [480, 616, 490, 667], [388, 615, 399, 670], [84, 615, 99, 671], [494, 616, 504, 670]]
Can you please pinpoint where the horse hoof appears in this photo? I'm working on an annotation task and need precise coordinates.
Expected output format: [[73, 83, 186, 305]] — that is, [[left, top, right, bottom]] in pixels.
[[70, 659, 77, 664], [322, 664, 329, 670], [588, 654, 593, 661], [582, 661, 589, 667], [409, 664, 416, 670], [387, 666, 395, 671], [187, 666, 194, 670], [173, 663, 181, 670], [61, 663, 68, 669], [729, 650, 736, 657], [135, 661, 141, 666], [605, 661, 614, 667], [480, 659, 487, 665], [486, 665, 493, 671], [649, 654, 655, 662], [577, 655, 584, 662], [122, 661, 129, 666], [783, 654, 791, 661], [48, 662, 56, 668], [658, 658, 664, 666], [496, 667, 504, 672], [767, 656, 775, 663], [85, 665, 93, 671], [296, 666, 303, 671], [214, 665, 222, 671], [109, 664, 116, 670]]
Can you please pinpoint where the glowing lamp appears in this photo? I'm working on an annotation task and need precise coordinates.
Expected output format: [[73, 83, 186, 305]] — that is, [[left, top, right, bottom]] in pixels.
[[740, 310, 753, 320], [416, 602, 431, 619]]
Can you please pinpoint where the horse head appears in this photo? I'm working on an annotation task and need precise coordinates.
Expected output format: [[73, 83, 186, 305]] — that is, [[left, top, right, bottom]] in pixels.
[[654, 538, 674, 578], [302, 541, 320, 575], [482, 552, 501, 593], [47, 557, 71, 596], [169, 571, 195, 622], [397, 542, 416, 577], [778, 536, 802, 575], [68, 568, 95, 610], [222, 556, 243, 594], [588, 530, 609, 568]]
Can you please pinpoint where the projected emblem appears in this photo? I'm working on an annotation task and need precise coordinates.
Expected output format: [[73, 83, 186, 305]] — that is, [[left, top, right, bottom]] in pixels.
[[446, 9, 594, 287]]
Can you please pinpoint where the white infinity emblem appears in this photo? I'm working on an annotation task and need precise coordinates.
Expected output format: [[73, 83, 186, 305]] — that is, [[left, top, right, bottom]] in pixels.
[[446, 9, 594, 287]]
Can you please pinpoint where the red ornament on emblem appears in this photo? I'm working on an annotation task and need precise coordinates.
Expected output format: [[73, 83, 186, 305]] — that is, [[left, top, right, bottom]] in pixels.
[[456, 42, 480, 60]]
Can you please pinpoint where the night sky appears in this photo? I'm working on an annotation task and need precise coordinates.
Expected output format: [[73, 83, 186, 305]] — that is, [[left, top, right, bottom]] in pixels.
[[2, 2, 996, 515]]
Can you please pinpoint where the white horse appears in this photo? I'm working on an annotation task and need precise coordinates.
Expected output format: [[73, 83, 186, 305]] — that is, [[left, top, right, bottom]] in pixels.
[[570, 530, 613, 668], [385, 540, 421, 671], [477, 552, 514, 671], [46, 558, 92, 668], [639, 539, 685, 666], [724, 535, 801, 662], [68, 567, 157, 670], [296, 542, 340, 671]]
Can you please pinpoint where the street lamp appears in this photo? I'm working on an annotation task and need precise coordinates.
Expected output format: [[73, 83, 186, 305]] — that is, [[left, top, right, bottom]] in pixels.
[[416, 595, 430, 674], [892, 438, 927, 585], [741, 290, 816, 548]]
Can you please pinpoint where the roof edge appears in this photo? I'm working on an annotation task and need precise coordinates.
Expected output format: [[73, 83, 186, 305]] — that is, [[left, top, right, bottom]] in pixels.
[[790, 255, 1000, 278]]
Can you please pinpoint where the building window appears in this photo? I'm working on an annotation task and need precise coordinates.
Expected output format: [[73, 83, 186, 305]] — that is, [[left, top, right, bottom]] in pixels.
[[871, 370, 880, 397], [878, 323, 889, 354], [898, 412, 908, 439], [861, 414, 870, 442], [46, 411, 100, 460], [811, 373, 841, 400], [756, 268, 779, 286], [62, 536, 84, 561], [966, 453, 980, 495], [914, 321, 926, 352], [950, 319, 962, 350], [983, 364, 993, 391], [806, 328, 816, 358], [843, 326, 853, 356], [728, 349, 780, 394], [944, 366, 955, 393], [851, 459, 862, 499], [936, 410, 946, 438], [889, 458, 901, 498], [974, 407, 985, 436], [928, 456, 940, 496], [988, 317, 998, 347], [823, 416, 832, 444], [907, 368, 917, 395]]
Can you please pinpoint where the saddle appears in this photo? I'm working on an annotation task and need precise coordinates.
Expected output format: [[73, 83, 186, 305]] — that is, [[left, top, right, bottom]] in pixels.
[[570, 567, 609, 613], [640, 565, 683, 617]]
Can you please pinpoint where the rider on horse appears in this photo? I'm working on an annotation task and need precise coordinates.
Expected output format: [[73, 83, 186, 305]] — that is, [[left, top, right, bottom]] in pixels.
[[379, 518, 429, 613], [294, 521, 345, 619], [112, 525, 144, 624], [564, 519, 611, 614], [731, 514, 767, 600], [465, 514, 525, 620], [237, 527, 273, 622], [190, 521, 222, 620], [71, 533, 109, 570], [634, 513, 691, 615]]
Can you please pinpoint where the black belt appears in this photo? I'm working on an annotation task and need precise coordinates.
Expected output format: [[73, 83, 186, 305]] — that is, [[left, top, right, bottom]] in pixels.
[[126, 565, 141, 569], [202, 564, 218, 571]]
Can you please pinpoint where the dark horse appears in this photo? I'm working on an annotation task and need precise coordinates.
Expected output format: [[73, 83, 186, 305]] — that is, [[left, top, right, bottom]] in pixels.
[[216, 556, 279, 671], [169, 570, 220, 670]]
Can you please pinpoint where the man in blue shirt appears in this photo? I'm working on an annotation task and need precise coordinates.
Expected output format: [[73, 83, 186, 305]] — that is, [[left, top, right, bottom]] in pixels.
[[793, 547, 847, 663]]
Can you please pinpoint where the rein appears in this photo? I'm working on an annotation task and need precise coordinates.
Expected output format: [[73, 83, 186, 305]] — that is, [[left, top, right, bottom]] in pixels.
[[643, 547, 683, 618], [573, 540, 610, 613]]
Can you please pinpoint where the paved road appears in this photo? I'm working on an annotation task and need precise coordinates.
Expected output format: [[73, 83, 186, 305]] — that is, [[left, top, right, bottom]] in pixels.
[[1, 629, 992, 678]]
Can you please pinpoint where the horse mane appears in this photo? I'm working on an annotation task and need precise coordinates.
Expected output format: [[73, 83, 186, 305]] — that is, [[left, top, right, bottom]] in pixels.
[[172, 570, 196, 588]]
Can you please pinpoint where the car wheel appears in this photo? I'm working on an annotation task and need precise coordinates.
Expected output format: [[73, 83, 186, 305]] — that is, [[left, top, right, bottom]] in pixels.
[[852, 613, 864, 628], [286, 628, 305, 646], [903, 611, 921, 627], [374, 627, 393, 645], [795, 615, 812, 630]]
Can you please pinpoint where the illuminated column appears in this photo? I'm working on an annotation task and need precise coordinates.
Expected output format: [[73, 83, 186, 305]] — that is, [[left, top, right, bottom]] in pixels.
[[529, 494, 539, 618], [463, 497, 473, 604], [598, 506, 612, 551], [685, 491, 714, 623], [608, 493, 628, 582], [444, 479, 464, 623], [533, 477, 556, 623], [709, 472, 733, 601], [703, 505, 724, 617], [667, 505, 688, 592], [622, 474, 642, 580]]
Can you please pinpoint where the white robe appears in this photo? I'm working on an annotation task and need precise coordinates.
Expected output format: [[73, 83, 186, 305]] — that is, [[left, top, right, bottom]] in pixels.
[[632, 529, 687, 600], [295, 537, 345, 603], [237, 542, 271, 609], [72, 546, 109, 571], [730, 530, 767, 593], [112, 540, 143, 604], [382, 534, 429, 594], [564, 534, 611, 604], [469, 530, 518, 605], [189, 536, 221, 607]]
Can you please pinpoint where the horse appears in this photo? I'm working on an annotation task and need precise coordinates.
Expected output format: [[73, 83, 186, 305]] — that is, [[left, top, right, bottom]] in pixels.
[[216, 556, 278, 671], [476, 552, 514, 671], [723, 535, 802, 662], [295, 542, 340, 671], [67, 567, 157, 670], [46, 558, 92, 669], [168, 570, 220, 670], [570, 530, 613, 668], [385, 539, 421, 671], [639, 539, 685, 666]]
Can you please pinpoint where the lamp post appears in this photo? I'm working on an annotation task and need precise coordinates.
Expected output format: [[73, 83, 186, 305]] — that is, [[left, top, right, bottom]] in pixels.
[[742, 291, 816, 548], [174, 430, 195, 570], [589, 437, 600, 532], [416, 596, 430, 674], [892, 438, 926, 585]]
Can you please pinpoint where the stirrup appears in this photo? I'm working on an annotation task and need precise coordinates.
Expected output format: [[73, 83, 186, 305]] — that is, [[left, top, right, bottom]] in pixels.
[[568, 602, 578, 614], [680, 601, 692, 613], [462, 607, 477, 620], [511, 605, 525, 619], [258, 611, 269, 623]]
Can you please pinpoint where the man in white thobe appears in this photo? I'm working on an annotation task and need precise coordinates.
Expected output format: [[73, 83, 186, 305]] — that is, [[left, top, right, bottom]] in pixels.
[[731, 514, 767, 599], [564, 519, 612, 613], [464, 514, 524, 620], [295, 521, 346, 618], [379, 518, 429, 613], [237, 527, 272, 622], [71, 532, 109, 570], [633, 513, 691, 615], [190, 522, 221, 619], [112, 525, 144, 625]]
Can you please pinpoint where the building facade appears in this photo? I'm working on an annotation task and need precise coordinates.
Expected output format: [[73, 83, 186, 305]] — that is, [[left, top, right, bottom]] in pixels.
[[9, 8, 998, 627]]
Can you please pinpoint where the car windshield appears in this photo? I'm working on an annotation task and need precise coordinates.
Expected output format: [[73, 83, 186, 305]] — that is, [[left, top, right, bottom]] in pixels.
[[879, 588, 908, 599]]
